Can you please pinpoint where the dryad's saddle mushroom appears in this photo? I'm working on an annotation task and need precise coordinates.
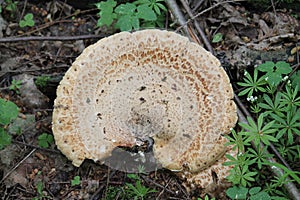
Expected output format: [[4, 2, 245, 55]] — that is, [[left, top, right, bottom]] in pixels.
[[52, 29, 237, 189]]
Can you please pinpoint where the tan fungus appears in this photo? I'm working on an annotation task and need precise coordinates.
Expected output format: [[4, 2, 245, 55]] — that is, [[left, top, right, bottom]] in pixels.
[[52, 29, 237, 189]]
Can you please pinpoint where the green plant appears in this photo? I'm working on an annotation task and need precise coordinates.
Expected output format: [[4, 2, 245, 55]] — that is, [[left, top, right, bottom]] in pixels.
[[95, 0, 166, 31], [38, 133, 54, 148], [228, 61, 300, 198], [4, 0, 17, 13], [257, 61, 292, 86], [71, 175, 81, 186], [238, 69, 267, 98], [32, 181, 49, 200], [212, 33, 223, 43], [239, 114, 278, 147], [198, 195, 216, 200], [19, 13, 35, 27], [9, 79, 22, 94], [125, 173, 157, 200], [35, 76, 51, 88], [0, 98, 19, 150], [226, 186, 271, 200]]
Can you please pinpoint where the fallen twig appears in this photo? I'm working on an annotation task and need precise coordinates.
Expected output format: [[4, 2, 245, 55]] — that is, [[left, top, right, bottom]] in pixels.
[[0, 148, 36, 184], [0, 34, 107, 43], [179, 0, 214, 53], [175, 0, 246, 33], [165, 0, 191, 39]]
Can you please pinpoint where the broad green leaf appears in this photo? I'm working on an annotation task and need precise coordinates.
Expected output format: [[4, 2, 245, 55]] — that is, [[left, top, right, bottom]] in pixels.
[[250, 191, 271, 200], [115, 3, 136, 15], [97, 12, 117, 27], [226, 186, 248, 199], [0, 128, 11, 150], [115, 15, 139, 31], [0, 99, 19, 125], [137, 4, 157, 21], [291, 71, 300, 90], [38, 133, 54, 148], [275, 61, 292, 74], [96, 0, 117, 27], [95, 0, 116, 13], [257, 61, 275, 72], [266, 72, 282, 86]]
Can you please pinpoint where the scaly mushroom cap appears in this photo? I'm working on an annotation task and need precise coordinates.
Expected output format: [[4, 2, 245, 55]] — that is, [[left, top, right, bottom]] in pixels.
[[52, 30, 237, 185]]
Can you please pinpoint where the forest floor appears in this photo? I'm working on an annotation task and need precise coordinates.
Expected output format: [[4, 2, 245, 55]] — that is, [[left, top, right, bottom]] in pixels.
[[0, 0, 299, 199]]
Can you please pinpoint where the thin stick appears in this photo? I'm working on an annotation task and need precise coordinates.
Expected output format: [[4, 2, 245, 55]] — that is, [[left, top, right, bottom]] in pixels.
[[179, 0, 214, 53], [0, 148, 36, 184], [165, 0, 191, 38], [0, 34, 108, 43], [176, 0, 246, 32]]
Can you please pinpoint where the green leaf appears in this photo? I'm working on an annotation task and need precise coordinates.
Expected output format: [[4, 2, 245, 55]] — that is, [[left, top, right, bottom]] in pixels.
[[19, 13, 35, 27], [115, 3, 136, 15], [291, 71, 300, 90], [97, 12, 117, 27], [226, 186, 248, 199], [257, 61, 275, 72], [71, 175, 81, 186], [275, 61, 292, 74], [95, 0, 116, 13], [250, 191, 271, 200], [115, 15, 138, 31], [96, 0, 117, 27], [266, 72, 282, 86], [136, 4, 157, 21], [0, 128, 12, 150], [0, 99, 19, 125], [19, 20, 26, 27], [212, 33, 223, 43], [127, 173, 139, 180], [24, 13, 33, 20], [38, 133, 54, 148]]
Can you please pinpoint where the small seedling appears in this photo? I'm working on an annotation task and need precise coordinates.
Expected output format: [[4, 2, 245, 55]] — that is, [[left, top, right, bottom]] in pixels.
[[5, 0, 17, 13], [19, 13, 35, 27], [71, 175, 81, 186], [38, 133, 54, 148], [32, 181, 49, 200], [212, 33, 223, 43], [198, 195, 216, 200], [35, 76, 51, 88], [9, 80, 22, 94], [125, 173, 157, 200]]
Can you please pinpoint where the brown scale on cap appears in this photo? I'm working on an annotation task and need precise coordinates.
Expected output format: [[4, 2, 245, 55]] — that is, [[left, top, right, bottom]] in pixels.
[[52, 29, 237, 189]]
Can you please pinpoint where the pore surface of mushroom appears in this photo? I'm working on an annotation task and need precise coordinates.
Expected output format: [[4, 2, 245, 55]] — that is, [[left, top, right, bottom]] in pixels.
[[52, 29, 237, 188]]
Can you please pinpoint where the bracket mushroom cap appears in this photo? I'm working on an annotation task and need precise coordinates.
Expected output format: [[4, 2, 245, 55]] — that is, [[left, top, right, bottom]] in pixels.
[[52, 29, 237, 187]]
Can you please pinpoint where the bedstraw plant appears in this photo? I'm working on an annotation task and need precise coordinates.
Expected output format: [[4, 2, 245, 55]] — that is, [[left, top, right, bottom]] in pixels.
[[225, 61, 300, 199]]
